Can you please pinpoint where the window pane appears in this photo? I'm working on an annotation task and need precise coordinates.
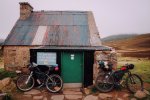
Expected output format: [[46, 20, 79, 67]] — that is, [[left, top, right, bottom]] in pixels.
[[37, 52, 56, 65]]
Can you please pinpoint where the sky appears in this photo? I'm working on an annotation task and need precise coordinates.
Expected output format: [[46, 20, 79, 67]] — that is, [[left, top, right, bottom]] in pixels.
[[0, 0, 150, 39]]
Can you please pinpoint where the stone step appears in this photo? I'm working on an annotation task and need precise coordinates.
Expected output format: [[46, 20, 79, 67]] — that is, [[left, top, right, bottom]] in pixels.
[[63, 88, 82, 95], [84, 95, 98, 100], [33, 95, 43, 100], [63, 88, 81, 92], [51, 95, 64, 100], [65, 94, 82, 100], [24, 89, 41, 95], [23, 94, 32, 98]]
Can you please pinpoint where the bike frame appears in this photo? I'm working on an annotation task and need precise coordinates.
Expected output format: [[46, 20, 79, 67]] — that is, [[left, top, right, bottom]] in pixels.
[[25, 71, 33, 84]]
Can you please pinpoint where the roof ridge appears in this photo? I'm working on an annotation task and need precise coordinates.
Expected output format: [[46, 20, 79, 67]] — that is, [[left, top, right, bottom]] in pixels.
[[33, 10, 91, 13]]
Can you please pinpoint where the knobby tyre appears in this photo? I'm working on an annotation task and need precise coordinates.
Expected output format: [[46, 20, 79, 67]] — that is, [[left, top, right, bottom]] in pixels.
[[126, 74, 143, 93], [46, 74, 63, 93], [16, 75, 35, 91], [95, 73, 114, 92]]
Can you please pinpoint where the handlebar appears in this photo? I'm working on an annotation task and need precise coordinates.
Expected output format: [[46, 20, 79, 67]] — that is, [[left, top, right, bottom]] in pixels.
[[28, 62, 59, 71]]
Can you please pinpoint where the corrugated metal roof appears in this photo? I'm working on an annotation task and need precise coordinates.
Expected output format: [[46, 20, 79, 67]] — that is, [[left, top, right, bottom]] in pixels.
[[31, 46, 111, 51], [5, 11, 102, 47]]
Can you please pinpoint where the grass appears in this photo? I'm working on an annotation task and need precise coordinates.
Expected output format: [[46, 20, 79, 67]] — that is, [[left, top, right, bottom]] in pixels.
[[0, 68, 17, 80], [2, 94, 13, 100], [118, 57, 150, 83]]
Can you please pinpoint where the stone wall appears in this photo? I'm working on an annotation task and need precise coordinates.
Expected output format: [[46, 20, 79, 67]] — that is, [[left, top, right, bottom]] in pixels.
[[3, 46, 30, 71], [93, 51, 117, 80]]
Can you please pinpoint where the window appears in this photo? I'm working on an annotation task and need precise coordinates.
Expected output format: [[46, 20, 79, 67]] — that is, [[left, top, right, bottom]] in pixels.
[[37, 52, 56, 65]]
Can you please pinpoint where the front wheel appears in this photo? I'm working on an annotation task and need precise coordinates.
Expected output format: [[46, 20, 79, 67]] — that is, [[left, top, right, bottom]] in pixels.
[[46, 74, 63, 93], [126, 74, 143, 93], [16, 75, 35, 91], [95, 73, 114, 92]]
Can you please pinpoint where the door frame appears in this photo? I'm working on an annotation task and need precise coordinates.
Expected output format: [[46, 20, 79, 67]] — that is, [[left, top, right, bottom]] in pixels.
[[61, 51, 84, 87]]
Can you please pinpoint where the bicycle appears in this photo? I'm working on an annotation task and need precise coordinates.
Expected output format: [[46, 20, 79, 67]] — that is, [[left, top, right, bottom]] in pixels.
[[95, 61, 144, 93], [16, 62, 63, 93]]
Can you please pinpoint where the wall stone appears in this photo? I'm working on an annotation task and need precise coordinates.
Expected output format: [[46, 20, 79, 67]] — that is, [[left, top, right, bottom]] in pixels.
[[3, 46, 30, 71], [93, 51, 117, 80]]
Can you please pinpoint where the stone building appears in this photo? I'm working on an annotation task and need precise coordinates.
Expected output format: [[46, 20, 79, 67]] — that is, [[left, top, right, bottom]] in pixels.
[[3, 2, 110, 87]]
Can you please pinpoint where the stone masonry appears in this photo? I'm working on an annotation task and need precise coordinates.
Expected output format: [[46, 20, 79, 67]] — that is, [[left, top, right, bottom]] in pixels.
[[20, 2, 33, 20], [3, 46, 30, 71]]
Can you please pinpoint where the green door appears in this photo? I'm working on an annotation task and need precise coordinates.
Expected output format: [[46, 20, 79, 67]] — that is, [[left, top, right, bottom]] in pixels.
[[61, 52, 83, 83]]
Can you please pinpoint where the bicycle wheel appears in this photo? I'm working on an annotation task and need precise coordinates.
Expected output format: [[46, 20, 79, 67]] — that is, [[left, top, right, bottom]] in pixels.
[[95, 73, 114, 92], [126, 74, 143, 93], [46, 74, 63, 93], [16, 75, 35, 91]]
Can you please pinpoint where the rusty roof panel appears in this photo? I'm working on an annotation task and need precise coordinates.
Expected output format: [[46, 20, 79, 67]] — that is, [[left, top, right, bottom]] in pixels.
[[73, 14, 88, 25], [5, 11, 101, 47], [22, 26, 38, 45], [15, 11, 88, 26], [41, 25, 90, 46]]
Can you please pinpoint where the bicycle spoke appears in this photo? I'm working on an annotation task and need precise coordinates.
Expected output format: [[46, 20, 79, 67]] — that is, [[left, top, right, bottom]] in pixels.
[[126, 74, 143, 93], [95, 73, 114, 92], [46, 74, 63, 93], [16, 75, 34, 91]]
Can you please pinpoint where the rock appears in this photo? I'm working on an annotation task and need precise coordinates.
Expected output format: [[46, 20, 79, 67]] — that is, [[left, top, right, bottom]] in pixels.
[[33, 95, 43, 100], [51, 95, 64, 100], [99, 93, 112, 99], [123, 93, 129, 98], [84, 95, 98, 100], [84, 88, 90, 95], [1, 80, 16, 92], [24, 89, 41, 95], [65, 94, 82, 100], [0, 80, 4, 90], [143, 89, 150, 95], [130, 98, 137, 100], [134, 90, 147, 99], [1, 77, 11, 87]]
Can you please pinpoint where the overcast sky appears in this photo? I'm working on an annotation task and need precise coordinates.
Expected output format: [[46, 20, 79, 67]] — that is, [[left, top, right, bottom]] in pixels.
[[0, 0, 150, 39]]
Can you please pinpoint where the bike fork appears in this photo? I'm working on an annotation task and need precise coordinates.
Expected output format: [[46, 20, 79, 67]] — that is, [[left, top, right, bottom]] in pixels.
[[25, 71, 33, 84]]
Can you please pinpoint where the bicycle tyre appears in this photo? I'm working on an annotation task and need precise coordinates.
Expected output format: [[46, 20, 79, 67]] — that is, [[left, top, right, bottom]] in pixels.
[[126, 74, 143, 93], [16, 74, 35, 91], [95, 73, 114, 92], [46, 74, 63, 93]]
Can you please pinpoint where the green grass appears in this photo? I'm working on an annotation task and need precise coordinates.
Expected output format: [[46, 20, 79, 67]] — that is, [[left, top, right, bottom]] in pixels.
[[0, 68, 17, 80], [118, 57, 150, 83]]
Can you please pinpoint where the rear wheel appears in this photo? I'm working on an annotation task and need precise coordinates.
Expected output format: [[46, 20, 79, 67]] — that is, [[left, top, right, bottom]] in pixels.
[[126, 74, 143, 93], [46, 74, 63, 93], [16, 75, 35, 91], [95, 73, 114, 92]]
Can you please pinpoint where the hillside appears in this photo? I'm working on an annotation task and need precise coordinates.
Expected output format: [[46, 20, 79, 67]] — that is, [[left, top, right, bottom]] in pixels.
[[102, 33, 150, 57], [101, 34, 138, 42]]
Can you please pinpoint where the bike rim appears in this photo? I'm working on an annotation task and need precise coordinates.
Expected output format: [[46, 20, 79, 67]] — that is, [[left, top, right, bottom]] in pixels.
[[128, 75, 142, 93], [96, 74, 114, 92], [17, 75, 34, 91], [46, 75, 62, 92]]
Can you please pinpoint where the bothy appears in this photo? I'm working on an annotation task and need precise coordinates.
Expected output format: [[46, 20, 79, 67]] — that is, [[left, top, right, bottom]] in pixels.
[[3, 2, 110, 88]]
